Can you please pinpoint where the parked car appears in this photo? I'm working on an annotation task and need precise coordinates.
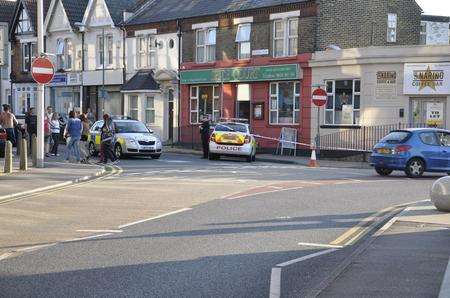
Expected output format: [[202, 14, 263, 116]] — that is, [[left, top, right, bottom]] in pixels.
[[0, 125, 6, 158], [209, 121, 257, 162], [88, 119, 162, 159], [370, 128, 450, 178]]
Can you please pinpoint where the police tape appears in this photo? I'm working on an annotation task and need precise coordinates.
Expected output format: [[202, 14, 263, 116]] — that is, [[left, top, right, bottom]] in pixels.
[[251, 134, 372, 153]]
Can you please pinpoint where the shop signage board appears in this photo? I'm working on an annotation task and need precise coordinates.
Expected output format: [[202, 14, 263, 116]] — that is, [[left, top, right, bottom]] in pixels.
[[252, 49, 269, 56], [426, 102, 444, 126], [50, 74, 67, 86], [180, 64, 299, 84], [342, 105, 354, 125], [404, 63, 450, 95], [376, 71, 397, 99]]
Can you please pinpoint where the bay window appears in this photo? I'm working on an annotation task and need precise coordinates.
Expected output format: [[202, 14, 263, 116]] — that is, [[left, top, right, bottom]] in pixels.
[[56, 38, 65, 69], [269, 82, 300, 124], [273, 18, 298, 57], [236, 24, 251, 59], [56, 39, 73, 70], [129, 96, 139, 120], [190, 86, 221, 124], [196, 28, 216, 63], [145, 96, 155, 124], [325, 80, 361, 125]]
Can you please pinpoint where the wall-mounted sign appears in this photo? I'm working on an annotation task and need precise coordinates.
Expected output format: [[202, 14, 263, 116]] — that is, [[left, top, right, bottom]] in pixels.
[[49, 73, 66, 86], [404, 63, 450, 95], [67, 73, 82, 85], [376, 71, 397, 99], [426, 102, 444, 126], [253, 102, 264, 120], [252, 49, 269, 56], [341, 104, 353, 125], [180, 64, 299, 84]]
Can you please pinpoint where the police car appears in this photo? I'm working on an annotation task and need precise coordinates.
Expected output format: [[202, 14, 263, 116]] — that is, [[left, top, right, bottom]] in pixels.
[[89, 119, 163, 159], [209, 120, 257, 162]]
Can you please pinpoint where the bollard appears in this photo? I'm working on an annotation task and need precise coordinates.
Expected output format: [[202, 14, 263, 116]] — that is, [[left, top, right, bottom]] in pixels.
[[20, 138, 28, 171], [3, 141, 13, 174], [31, 134, 37, 167], [430, 176, 450, 212]]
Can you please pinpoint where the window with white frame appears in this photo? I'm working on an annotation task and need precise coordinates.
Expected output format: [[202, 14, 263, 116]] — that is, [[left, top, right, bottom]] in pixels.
[[269, 82, 300, 124], [136, 35, 157, 69], [273, 18, 298, 57], [190, 85, 221, 124], [22, 42, 36, 72], [16, 8, 32, 34], [236, 23, 251, 59], [65, 39, 73, 70], [145, 96, 155, 124], [387, 13, 397, 43], [325, 80, 361, 125], [420, 22, 427, 45], [129, 95, 139, 120], [97, 34, 113, 68], [196, 28, 216, 63], [56, 38, 73, 70]]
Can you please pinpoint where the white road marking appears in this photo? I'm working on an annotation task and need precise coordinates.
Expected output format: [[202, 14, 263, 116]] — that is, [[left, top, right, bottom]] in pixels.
[[77, 229, 123, 233], [298, 242, 344, 249], [269, 267, 282, 298], [269, 248, 339, 298], [64, 233, 113, 242], [118, 208, 192, 229], [16, 243, 56, 252], [439, 258, 450, 298], [276, 248, 338, 267]]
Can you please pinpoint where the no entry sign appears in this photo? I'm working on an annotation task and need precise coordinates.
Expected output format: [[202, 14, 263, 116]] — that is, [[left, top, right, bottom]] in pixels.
[[312, 88, 328, 107], [31, 57, 55, 85]]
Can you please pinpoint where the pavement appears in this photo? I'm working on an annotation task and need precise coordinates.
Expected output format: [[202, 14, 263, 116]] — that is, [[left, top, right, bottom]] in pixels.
[[164, 146, 372, 169], [280, 200, 450, 297]]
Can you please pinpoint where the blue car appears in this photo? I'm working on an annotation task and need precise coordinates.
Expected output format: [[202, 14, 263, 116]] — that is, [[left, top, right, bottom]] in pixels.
[[370, 128, 450, 178]]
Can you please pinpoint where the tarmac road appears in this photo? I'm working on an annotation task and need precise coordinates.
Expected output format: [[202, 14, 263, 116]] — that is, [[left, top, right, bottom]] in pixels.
[[0, 153, 440, 297]]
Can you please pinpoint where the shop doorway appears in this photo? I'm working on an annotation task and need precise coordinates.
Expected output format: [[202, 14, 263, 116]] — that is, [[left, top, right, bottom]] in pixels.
[[410, 98, 447, 128], [236, 84, 251, 121]]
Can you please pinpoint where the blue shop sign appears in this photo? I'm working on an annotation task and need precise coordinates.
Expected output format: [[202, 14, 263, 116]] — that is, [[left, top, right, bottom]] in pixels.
[[50, 74, 67, 86]]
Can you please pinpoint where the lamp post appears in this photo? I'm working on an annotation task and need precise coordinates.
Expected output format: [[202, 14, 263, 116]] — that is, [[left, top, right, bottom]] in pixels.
[[101, 27, 105, 115]]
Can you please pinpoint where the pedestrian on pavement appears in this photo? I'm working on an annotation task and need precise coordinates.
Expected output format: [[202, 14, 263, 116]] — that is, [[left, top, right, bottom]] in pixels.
[[0, 104, 18, 147], [25, 107, 37, 152], [79, 113, 90, 163], [64, 110, 82, 163], [50, 112, 60, 156], [44, 113, 52, 157], [86, 108, 95, 124], [200, 116, 211, 159], [100, 114, 117, 164]]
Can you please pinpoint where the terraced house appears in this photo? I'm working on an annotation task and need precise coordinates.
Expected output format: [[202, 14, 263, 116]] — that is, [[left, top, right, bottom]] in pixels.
[[0, 0, 16, 107], [126, 0, 421, 149]]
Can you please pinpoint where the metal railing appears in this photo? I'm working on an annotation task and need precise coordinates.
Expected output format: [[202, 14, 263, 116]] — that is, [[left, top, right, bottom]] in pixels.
[[319, 123, 433, 152]]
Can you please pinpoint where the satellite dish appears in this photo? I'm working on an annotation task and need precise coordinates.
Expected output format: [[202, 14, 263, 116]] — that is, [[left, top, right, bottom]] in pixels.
[[325, 44, 342, 51]]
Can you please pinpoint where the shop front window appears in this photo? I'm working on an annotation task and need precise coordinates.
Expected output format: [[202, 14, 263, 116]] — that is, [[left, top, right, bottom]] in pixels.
[[190, 86, 220, 124], [325, 80, 361, 125], [269, 82, 300, 124], [129, 95, 139, 120]]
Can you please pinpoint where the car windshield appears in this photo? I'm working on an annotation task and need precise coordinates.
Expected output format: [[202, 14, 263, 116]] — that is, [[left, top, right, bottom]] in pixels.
[[215, 123, 248, 133], [115, 121, 149, 133], [380, 131, 411, 144]]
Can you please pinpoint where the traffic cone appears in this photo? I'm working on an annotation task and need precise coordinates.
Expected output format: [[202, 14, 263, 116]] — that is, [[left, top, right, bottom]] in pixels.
[[309, 148, 318, 168]]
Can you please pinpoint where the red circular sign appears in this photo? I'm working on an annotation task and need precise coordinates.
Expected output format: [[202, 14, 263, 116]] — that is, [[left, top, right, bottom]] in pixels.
[[31, 57, 55, 85], [312, 88, 328, 107]]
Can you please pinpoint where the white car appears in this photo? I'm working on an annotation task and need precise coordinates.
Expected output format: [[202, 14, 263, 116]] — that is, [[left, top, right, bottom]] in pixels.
[[89, 119, 163, 159], [209, 122, 257, 162]]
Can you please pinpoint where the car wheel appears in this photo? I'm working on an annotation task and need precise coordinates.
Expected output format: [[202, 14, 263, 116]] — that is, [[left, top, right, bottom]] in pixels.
[[88, 142, 98, 157], [115, 144, 123, 160], [405, 158, 425, 178], [375, 167, 393, 176], [151, 154, 161, 159]]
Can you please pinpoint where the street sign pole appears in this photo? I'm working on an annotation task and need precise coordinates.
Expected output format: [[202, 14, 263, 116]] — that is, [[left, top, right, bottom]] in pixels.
[[36, 0, 45, 168], [312, 87, 328, 158], [316, 106, 320, 157]]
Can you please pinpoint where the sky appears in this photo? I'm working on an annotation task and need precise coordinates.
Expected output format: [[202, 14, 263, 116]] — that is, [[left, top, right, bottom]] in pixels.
[[416, 0, 450, 17]]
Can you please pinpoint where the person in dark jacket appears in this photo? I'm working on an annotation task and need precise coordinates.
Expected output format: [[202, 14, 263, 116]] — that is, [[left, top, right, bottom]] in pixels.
[[200, 116, 210, 159], [100, 114, 117, 164], [25, 108, 37, 151]]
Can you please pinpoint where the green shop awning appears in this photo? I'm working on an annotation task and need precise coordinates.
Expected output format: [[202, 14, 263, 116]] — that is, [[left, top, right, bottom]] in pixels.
[[180, 64, 301, 84]]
